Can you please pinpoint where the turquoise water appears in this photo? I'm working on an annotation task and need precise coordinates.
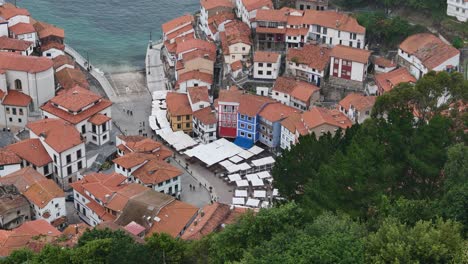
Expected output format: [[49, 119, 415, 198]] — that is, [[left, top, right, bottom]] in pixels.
[[14, 0, 198, 72]]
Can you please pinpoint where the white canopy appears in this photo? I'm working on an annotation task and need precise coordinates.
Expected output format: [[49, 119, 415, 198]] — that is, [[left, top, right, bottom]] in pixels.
[[250, 177, 265, 187], [160, 131, 198, 151], [236, 180, 249, 187], [253, 190, 266, 198], [184, 139, 244, 167], [228, 174, 241, 182], [251, 157, 275, 167], [257, 171, 271, 179], [248, 145, 264, 155], [232, 197, 245, 205], [245, 174, 259, 182], [219, 160, 234, 169], [229, 155, 243, 164], [238, 149, 254, 160], [226, 162, 251, 173], [272, 189, 279, 196], [246, 198, 260, 207], [235, 189, 248, 197]]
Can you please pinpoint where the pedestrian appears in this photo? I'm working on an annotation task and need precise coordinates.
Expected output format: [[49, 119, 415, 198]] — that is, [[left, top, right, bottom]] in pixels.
[[189, 184, 192, 190]]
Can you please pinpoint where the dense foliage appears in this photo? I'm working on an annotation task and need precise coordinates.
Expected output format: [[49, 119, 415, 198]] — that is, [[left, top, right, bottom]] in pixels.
[[1, 72, 466, 263], [356, 12, 426, 49]]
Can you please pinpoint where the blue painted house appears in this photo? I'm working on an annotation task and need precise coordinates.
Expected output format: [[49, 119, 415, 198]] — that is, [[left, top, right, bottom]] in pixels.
[[258, 103, 298, 150], [234, 95, 273, 149]]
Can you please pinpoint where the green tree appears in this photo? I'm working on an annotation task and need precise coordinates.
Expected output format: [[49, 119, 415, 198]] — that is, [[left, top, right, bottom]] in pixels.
[[366, 218, 466, 263], [145, 233, 187, 264]]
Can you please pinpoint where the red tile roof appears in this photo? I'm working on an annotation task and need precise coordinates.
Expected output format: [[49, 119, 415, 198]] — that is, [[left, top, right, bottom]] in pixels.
[[255, 27, 286, 34], [218, 86, 243, 103], [285, 27, 309, 37], [375, 68, 417, 94], [399, 33, 460, 70], [0, 148, 21, 166], [193, 107, 217, 125], [181, 202, 248, 240], [231, 60, 243, 72], [0, 3, 30, 19], [132, 159, 183, 185], [223, 20, 252, 46], [273, 76, 320, 102], [330, 45, 371, 64], [166, 23, 194, 41], [177, 70, 213, 85], [88, 113, 111, 125], [338, 93, 376, 112], [0, 167, 47, 193], [256, 9, 288, 22], [238, 94, 273, 116], [14, 219, 61, 237], [2, 90, 32, 107], [176, 38, 216, 56], [52, 55, 75, 70], [41, 41, 65, 52], [166, 92, 193, 116], [302, 107, 352, 130], [182, 48, 216, 62], [6, 139, 52, 167], [241, 0, 273, 12], [23, 179, 64, 209], [33, 21, 65, 39], [280, 112, 307, 135], [41, 86, 112, 125], [254, 51, 280, 63], [124, 221, 146, 236], [9, 22, 35, 35], [0, 36, 32, 51], [0, 53, 53, 73], [148, 200, 198, 238], [27, 118, 83, 153], [55, 68, 89, 90], [188, 86, 210, 104], [200, 0, 234, 10], [259, 102, 298, 122], [287, 44, 331, 71], [303, 10, 365, 34], [372, 56, 396, 68], [162, 14, 193, 34], [113, 153, 151, 169]]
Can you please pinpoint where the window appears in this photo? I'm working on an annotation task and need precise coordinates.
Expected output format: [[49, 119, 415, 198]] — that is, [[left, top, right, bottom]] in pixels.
[[177, 124, 181, 129], [44, 165, 49, 175], [247, 125, 252, 130], [92, 135, 97, 141], [102, 122, 107, 131], [15, 79, 22, 90], [92, 124, 97, 133], [165, 180, 171, 184], [12, 108, 17, 115], [247, 133, 252, 138], [103, 134, 107, 140], [54, 155, 57, 163], [18, 118, 22, 123], [5, 107, 9, 114], [267, 71, 272, 75], [242, 47, 246, 51], [240, 123, 245, 128], [267, 63, 272, 67], [66, 154, 71, 164], [258, 70, 263, 75], [186, 115, 190, 120], [67, 166, 72, 175], [81, 125, 86, 134], [185, 123, 190, 128], [54, 166, 58, 174], [259, 63, 263, 67], [19, 109, 23, 115], [240, 131, 245, 136], [77, 150, 82, 159], [77, 161, 83, 170]]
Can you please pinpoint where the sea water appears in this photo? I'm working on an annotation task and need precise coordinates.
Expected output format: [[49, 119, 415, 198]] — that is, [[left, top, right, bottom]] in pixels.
[[14, 0, 198, 72]]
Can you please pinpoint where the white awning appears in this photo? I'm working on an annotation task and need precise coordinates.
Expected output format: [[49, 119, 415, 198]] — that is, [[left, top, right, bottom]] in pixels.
[[220, 160, 234, 169], [228, 174, 241, 182], [253, 190, 266, 198], [238, 149, 254, 160], [272, 189, 279, 196], [245, 174, 259, 182], [248, 145, 264, 155], [235, 189, 248, 197], [257, 171, 271, 179], [184, 138, 244, 167], [229, 155, 243, 164], [236, 180, 249, 187], [250, 177, 264, 187], [246, 198, 260, 207], [232, 197, 245, 205], [160, 131, 198, 151], [251, 156, 275, 167]]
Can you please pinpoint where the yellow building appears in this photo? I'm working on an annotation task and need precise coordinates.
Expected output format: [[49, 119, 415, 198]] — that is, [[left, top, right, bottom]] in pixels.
[[166, 92, 193, 134]]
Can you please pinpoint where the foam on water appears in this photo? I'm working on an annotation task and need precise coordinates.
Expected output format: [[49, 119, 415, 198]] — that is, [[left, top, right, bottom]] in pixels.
[[14, 0, 198, 72]]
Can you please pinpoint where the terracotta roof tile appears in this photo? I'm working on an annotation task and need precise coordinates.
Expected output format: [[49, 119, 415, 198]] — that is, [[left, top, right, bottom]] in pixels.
[[256, 9, 288, 22], [254, 51, 280, 63], [303, 10, 365, 34], [148, 200, 198, 238], [255, 27, 286, 34], [0, 3, 30, 20], [23, 179, 64, 209], [6, 139, 52, 167], [230, 60, 243, 71], [55, 68, 89, 90], [399, 33, 460, 70], [188, 86, 210, 105], [14, 219, 61, 237], [285, 27, 309, 36], [2, 90, 32, 107], [238, 94, 273, 116], [0, 148, 21, 166], [132, 159, 182, 185], [338, 93, 376, 112], [273, 76, 320, 102], [27, 118, 83, 153], [177, 70, 213, 85], [224, 20, 251, 46], [241, 0, 273, 12], [302, 107, 351, 130], [182, 49, 216, 62], [330, 45, 371, 64], [52, 55, 75, 70], [162, 14, 193, 34], [41, 86, 112, 125], [287, 44, 331, 71], [372, 56, 396, 68], [200, 0, 234, 10], [8, 22, 35, 35], [166, 92, 193, 116], [41, 41, 65, 52], [33, 21, 64, 39], [88, 113, 111, 125], [0, 36, 32, 51], [166, 23, 194, 41], [113, 153, 151, 169], [176, 38, 216, 56], [193, 107, 217, 125], [259, 102, 298, 122], [0, 167, 46, 192], [0, 53, 53, 73], [106, 184, 148, 212], [375, 68, 416, 93], [281, 112, 307, 135], [218, 86, 242, 103]]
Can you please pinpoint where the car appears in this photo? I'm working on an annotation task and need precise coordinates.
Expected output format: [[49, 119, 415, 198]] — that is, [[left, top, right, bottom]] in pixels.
[[65, 194, 74, 202]]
